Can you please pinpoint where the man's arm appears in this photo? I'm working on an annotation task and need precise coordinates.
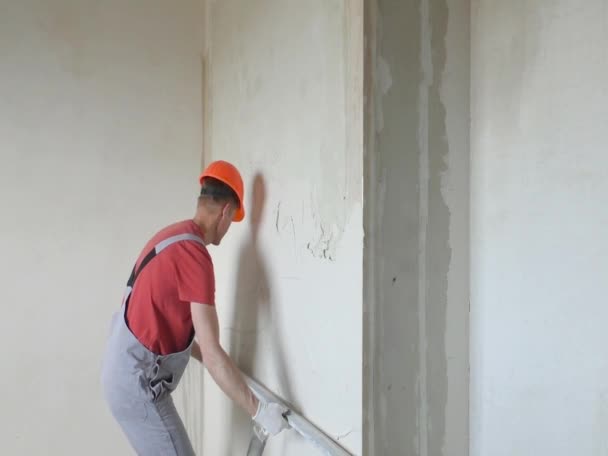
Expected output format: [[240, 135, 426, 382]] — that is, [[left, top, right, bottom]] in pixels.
[[190, 339, 202, 363], [190, 302, 259, 417]]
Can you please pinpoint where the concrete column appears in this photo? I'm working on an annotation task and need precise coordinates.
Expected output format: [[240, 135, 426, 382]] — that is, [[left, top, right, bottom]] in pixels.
[[364, 1, 470, 455]]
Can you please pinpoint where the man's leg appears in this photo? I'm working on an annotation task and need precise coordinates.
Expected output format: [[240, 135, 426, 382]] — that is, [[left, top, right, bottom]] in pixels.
[[146, 396, 196, 456], [107, 389, 195, 456]]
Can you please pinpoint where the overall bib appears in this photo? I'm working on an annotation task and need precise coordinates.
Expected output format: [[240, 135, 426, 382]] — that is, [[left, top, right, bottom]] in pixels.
[[101, 233, 205, 455]]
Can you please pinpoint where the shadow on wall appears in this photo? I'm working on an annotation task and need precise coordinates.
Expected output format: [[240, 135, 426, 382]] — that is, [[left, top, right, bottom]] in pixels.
[[226, 172, 297, 455]]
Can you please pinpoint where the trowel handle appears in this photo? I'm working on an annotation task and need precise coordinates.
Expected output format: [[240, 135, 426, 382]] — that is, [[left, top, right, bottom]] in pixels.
[[253, 422, 269, 440], [246, 422, 269, 456]]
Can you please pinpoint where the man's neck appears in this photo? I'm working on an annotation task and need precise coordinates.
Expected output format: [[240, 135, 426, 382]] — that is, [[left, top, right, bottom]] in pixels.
[[192, 213, 213, 245]]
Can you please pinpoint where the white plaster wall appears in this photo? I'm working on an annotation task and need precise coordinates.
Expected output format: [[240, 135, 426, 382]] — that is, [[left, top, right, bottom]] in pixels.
[[0, 1, 204, 454], [174, 1, 364, 455], [471, 2, 608, 455]]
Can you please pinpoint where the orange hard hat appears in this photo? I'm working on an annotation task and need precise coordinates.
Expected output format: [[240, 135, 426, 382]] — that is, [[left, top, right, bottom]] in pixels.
[[198, 160, 245, 222]]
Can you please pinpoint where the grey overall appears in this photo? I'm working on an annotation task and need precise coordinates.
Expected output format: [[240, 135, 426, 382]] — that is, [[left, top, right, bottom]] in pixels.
[[101, 234, 205, 456]]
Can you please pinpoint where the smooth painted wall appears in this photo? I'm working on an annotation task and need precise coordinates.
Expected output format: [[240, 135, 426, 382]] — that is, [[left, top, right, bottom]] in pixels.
[[0, 1, 204, 454], [175, 1, 364, 455], [471, 1, 608, 455]]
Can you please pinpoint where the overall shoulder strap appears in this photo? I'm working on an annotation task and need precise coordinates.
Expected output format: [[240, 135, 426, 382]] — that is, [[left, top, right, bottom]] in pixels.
[[126, 233, 206, 289]]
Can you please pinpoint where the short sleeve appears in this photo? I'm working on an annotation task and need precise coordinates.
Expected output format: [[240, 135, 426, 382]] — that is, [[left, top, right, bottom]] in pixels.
[[174, 242, 215, 305]]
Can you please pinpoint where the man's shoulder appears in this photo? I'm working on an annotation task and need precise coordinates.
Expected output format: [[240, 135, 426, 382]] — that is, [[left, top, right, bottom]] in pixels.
[[136, 220, 206, 264], [147, 219, 202, 244], [158, 220, 212, 263], [157, 219, 197, 236]]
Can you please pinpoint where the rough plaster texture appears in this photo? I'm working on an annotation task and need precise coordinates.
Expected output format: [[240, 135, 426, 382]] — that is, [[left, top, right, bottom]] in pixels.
[[0, 1, 204, 454], [174, 1, 364, 455], [471, 1, 608, 455], [364, 0, 470, 455]]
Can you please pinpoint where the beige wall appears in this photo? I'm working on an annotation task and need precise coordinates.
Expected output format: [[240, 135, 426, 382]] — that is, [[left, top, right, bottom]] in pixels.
[[0, 1, 204, 454], [0, 1, 487, 455], [1, 1, 364, 454], [175, 1, 364, 455], [471, 1, 608, 455]]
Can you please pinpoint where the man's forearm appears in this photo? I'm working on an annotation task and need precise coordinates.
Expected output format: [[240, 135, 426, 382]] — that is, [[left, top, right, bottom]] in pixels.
[[203, 345, 259, 417], [190, 342, 202, 363]]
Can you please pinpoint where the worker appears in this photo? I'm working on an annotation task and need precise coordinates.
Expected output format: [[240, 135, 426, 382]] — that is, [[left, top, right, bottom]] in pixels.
[[100, 160, 289, 455]]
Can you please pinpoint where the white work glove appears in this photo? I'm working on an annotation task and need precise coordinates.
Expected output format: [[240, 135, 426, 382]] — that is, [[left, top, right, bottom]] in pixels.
[[252, 401, 290, 436]]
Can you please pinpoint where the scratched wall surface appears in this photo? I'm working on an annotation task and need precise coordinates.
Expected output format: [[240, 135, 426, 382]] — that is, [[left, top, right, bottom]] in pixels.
[[471, 2, 608, 455], [174, 1, 364, 455], [0, 1, 205, 455], [363, 0, 470, 455]]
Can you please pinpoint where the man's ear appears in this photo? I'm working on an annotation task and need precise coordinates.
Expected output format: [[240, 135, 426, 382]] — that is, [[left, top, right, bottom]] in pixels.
[[221, 202, 231, 219]]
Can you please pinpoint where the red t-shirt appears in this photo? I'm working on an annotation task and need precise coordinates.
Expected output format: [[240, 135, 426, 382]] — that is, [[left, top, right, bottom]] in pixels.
[[125, 220, 215, 355]]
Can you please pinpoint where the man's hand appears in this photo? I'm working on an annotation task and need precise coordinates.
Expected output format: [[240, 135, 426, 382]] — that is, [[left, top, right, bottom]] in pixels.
[[253, 401, 290, 436]]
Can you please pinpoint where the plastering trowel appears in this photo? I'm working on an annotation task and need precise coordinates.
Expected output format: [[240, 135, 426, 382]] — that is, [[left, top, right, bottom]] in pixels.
[[243, 374, 353, 456], [247, 409, 293, 456]]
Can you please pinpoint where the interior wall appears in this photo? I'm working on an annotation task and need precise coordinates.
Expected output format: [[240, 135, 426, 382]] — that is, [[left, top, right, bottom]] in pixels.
[[177, 1, 364, 455], [0, 1, 204, 455], [471, 1, 608, 455], [364, 0, 470, 455]]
